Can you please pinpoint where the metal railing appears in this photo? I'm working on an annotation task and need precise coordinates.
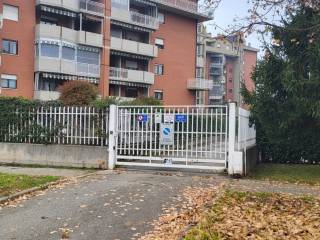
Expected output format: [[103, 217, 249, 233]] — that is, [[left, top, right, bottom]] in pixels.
[[80, 0, 105, 15], [1, 107, 109, 146], [109, 67, 154, 84], [153, 0, 198, 14]]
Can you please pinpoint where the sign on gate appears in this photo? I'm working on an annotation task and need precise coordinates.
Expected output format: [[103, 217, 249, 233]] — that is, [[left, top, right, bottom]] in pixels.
[[155, 113, 162, 124], [175, 114, 187, 123], [164, 114, 174, 123], [160, 123, 174, 145], [137, 114, 148, 122]]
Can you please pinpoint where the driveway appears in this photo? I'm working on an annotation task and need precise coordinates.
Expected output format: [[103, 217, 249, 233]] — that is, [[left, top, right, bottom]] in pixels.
[[0, 170, 224, 240]]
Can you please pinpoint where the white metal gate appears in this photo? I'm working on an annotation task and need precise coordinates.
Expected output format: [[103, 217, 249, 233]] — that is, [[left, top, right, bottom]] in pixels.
[[114, 105, 228, 170]]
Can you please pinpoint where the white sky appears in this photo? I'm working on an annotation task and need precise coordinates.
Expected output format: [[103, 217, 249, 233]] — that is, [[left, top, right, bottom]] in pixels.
[[204, 0, 265, 54]]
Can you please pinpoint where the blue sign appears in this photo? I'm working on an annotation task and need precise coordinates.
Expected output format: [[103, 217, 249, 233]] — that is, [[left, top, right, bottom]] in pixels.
[[137, 114, 148, 122], [163, 127, 171, 135], [175, 114, 187, 123]]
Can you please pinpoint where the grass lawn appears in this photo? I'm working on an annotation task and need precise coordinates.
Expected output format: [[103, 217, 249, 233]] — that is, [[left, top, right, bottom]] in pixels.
[[248, 163, 320, 185], [0, 173, 60, 197], [184, 190, 320, 240]]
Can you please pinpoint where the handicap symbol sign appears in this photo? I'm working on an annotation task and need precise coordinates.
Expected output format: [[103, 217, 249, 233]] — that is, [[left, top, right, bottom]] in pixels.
[[137, 114, 148, 122]]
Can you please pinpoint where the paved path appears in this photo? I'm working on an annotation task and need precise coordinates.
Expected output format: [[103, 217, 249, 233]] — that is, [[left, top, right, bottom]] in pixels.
[[0, 170, 224, 240], [0, 166, 93, 177]]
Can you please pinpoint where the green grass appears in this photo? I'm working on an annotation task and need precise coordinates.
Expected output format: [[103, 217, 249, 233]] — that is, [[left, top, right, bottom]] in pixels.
[[248, 163, 320, 185], [0, 173, 60, 197]]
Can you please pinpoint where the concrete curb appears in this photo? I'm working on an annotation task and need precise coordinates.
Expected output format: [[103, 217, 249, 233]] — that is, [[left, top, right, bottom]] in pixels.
[[0, 171, 99, 205]]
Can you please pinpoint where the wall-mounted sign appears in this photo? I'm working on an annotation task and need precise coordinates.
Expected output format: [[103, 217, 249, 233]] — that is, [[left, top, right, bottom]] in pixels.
[[137, 114, 148, 122], [160, 123, 174, 145], [164, 114, 174, 123], [175, 114, 187, 123], [155, 113, 162, 124]]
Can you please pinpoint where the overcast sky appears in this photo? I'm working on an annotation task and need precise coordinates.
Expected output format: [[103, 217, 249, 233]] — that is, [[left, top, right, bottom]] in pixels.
[[204, 0, 265, 54]]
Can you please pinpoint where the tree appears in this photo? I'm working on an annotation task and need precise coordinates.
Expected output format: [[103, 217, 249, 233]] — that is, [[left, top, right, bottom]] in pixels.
[[58, 81, 99, 106], [242, 4, 320, 163]]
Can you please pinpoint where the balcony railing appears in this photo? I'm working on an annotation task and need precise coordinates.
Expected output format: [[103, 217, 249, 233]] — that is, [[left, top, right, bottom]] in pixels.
[[77, 63, 100, 77], [80, 0, 104, 16], [109, 67, 154, 85], [111, 6, 159, 30], [152, 0, 198, 14], [187, 78, 213, 90], [110, 37, 158, 58]]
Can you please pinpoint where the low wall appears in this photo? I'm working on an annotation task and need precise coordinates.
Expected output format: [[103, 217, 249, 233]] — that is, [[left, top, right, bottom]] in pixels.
[[0, 143, 108, 169]]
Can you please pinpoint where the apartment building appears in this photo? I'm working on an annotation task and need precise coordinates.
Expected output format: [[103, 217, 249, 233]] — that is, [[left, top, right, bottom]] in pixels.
[[197, 24, 258, 105], [0, 0, 210, 105]]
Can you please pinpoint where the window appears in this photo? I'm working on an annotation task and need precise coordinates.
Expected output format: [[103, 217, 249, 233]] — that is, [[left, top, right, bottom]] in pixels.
[[125, 87, 138, 98], [197, 45, 204, 56], [40, 16, 58, 25], [41, 43, 59, 58], [3, 5, 19, 21], [196, 67, 204, 78], [126, 60, 138, 70], [2, 39, 18, 55], [158, 12, 165, 24], [155, 38, 164, 49], [196, 91, 205, 105], [77, 50, 100, 65], [154, 91, 163, 100], [62, 46, 76, 61], [1, 74, 17, 89], [154, 64, 164, 75]]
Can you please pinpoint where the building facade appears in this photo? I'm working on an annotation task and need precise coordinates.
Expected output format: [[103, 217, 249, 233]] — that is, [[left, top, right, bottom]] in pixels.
[[197, 24, 258, 105], [0, 0, 210, 105]]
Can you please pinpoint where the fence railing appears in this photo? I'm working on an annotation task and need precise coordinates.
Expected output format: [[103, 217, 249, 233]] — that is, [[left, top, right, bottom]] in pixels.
[[1, 107, 109, 146], [77, 63, 100, 77]]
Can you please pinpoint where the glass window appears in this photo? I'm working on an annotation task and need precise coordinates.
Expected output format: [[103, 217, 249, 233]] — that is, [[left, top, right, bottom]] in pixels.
[[158, 12, 165, 24], [1, 74, 17, 89], [2, 39, 18, 55], [41, 43, 59, 58], [35, 43, 40, 57], [125, 87, 138, 98], [196, 67, 204, 78], [125, 60, 138, 70], [62, 46, 75, 61], [77, 50, 100, 65], [3, 4, 19, 21], [154, 64, 164, 75], [155, 38, 164, 49], [154, 91, 163, 100]]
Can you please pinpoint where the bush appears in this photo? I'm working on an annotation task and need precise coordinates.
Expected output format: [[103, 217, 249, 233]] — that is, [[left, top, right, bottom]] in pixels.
[[93, 97, 120, 109], [121, 97, 162, 106], [58, 81, 98, 106]]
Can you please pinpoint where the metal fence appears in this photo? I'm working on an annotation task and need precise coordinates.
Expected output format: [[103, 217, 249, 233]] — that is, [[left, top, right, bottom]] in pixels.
[[1, 107, 108, 146]]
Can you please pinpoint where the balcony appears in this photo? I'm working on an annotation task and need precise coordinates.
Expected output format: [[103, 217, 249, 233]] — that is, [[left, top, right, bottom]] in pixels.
[[110, 37, 158, 58], [35, 24, 103, 48], [36, 0, 80, 12], [187, 79, 213, 90], [110, 67, 154, 85], [196, 56, 204, 67], [80, 0, 105, 16], [35, 57, 100, 78], [34, 90, 60, 101], [111, 7, 159, 30]]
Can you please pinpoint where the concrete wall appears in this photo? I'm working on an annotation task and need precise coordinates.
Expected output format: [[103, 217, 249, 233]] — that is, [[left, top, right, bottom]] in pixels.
[[0, 143, 108, 169]]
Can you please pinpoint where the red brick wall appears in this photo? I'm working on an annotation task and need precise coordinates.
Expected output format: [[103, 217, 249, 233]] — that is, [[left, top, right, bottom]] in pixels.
[[0, 0, 35, 99], [225, 61, 234, 101], [150, 11, 197, 105], [243, 49, 257, 92]]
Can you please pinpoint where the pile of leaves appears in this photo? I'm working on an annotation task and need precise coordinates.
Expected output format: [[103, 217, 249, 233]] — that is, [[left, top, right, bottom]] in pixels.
[[184, 190, 320, 240], [139, 184, 222, 240]]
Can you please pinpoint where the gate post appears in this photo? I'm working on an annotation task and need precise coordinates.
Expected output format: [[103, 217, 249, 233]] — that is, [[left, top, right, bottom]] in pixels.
[[108, 104, 117, 170], [228, 102, 241, 175]]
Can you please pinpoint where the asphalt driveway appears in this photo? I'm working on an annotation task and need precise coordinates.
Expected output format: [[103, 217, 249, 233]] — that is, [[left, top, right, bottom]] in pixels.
[[0, 170, 224, 240]]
